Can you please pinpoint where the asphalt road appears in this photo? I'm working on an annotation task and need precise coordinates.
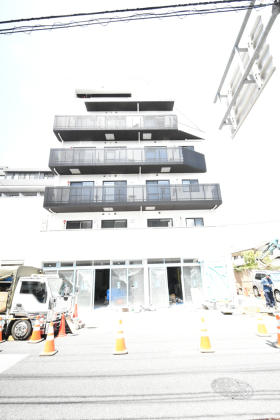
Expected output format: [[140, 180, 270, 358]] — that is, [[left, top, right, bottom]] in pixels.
[[1, 305, 280, 420]]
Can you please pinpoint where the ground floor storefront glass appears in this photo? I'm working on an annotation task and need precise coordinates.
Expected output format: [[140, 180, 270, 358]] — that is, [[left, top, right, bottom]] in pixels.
[[44, 261, 203, 310]]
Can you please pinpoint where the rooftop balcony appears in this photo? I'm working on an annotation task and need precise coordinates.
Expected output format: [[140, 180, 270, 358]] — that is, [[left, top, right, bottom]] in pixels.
[[49, 147, 206, 175], [43, 184, 222, 213], [53, 114, 200, 141]]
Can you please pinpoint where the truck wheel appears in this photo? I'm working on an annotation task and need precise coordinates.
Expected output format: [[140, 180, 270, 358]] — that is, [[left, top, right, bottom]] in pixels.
[[11, 319, 32, 341], [253, 287, 259, 298], [274, 289, 280, 303]]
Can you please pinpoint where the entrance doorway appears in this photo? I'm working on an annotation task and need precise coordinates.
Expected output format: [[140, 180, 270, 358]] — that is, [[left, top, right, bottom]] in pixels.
[[94, 269, 110, 308], [167, 267, 183, 303]]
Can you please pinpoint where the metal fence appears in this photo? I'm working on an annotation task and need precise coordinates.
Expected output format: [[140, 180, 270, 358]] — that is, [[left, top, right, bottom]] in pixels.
[[44, 184, 221, 207], [54, 114, 178, 131], [49, 147, 183, 166]]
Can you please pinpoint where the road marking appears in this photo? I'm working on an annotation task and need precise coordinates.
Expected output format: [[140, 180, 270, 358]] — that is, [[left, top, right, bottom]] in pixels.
[[0, 354, 28, 374]]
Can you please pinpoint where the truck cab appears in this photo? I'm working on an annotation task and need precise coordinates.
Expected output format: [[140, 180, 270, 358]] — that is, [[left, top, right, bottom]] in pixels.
[[0, 266, 73, 340]]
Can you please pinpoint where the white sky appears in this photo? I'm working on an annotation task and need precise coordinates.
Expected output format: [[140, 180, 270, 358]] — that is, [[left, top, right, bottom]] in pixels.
[[1, 0, 280, 250]]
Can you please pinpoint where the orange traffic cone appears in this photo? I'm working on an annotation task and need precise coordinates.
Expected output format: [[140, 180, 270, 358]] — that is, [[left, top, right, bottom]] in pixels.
[[256, 313, 271, 337], [28, 316, 44, 343], [0, 317, 5, 343], [275, 314, 280, 348], [40, 322, 58, 356], [199, 317, 214, 353], [57, 314, 67, 338], [72, 297, 78, 319], [113, 320, 128, 355]]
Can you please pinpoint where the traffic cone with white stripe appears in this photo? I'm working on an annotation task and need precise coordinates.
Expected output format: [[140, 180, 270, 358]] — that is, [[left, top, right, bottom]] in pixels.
[[275, 314, 280, 348], [199, 317, 214, 353], [28, 316, 44, 343], [40, 322, 58, 356], [113, 319, 128, 355], [256, 312, 271, 337], [0, 317, 5, 343]]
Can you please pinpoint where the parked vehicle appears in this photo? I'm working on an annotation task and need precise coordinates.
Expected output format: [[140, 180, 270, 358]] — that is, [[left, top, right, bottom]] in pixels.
[[0, 266, 73, 340], [252, 270, 280, 302]]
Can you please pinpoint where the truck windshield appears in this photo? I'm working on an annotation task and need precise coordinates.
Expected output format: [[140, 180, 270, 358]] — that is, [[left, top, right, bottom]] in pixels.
[[47, 277, 73, 297], [20, 281, 47, 303]]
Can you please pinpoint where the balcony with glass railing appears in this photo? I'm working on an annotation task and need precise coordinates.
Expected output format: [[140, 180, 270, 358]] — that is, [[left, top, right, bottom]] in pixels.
[[43, 184, 222, 213], [53, 114, 194, 141], [49, 147, 206, 174]]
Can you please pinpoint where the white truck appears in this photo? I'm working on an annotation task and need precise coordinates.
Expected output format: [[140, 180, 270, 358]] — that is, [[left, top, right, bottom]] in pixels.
[[0, 266, 73, 340]]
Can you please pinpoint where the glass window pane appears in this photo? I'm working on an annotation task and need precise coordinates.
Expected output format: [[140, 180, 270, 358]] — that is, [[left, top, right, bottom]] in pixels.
[[186, 218, 195, 228], [110, 268, 127, 307], [149, 268, 168, 307], [128, 268, 144, 307], [183, 266, 202, 302], [80, 220, 92, 229], [66, 221, 80, 229], [76, 269, 93, 309], [148, 219, 173, 227]]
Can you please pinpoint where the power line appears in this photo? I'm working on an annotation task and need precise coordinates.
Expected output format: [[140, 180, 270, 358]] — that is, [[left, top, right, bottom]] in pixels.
[[0, 0, 267, 25], [0, 1, 274, 35]]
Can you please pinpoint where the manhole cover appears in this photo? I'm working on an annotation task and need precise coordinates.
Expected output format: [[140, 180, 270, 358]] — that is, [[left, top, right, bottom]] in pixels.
[[211, 377, 254, 400]]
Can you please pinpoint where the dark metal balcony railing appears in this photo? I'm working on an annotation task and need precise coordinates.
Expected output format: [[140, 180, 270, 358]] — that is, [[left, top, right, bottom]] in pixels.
[[50, 147, 183, 166], [49, 147, 206, 174], [44, 184, 221, 213], [54, 114, 178, 131]]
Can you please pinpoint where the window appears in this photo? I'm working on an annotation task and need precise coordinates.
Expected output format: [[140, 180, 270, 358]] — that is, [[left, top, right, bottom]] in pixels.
[[255, 272, 266, 280], [43, 262, 57, 268], [70, 181, 94, 203], [185, 218, 204, 227], [182, 179, 199, 192], [4, 192, 19, 197], [70, 181, 94, 187], [76, 261, 93, 266], [103, 181, 127, 202], [66, 220, 92, 230], [60, 262, 74, 267], [104, 147, 126, 162], [145, 147, 167, 161], [147, 218, 173, 227], [6, 173, 14, 179], [146, 180, 170, 201], [94, 260, 110, 266], [20, 281, 47, 303], [129, 260, 142, 265], [101, 219, 127, 228], [182, 146, 195, 151]]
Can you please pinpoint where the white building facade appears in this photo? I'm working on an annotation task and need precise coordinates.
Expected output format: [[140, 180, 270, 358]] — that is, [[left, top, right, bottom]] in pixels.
[[0, 91, 236, 311]]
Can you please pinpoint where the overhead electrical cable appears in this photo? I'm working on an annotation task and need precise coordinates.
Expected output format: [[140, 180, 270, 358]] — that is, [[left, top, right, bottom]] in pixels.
[[0, 1, 274, 35], [0, 0, 270, 25]]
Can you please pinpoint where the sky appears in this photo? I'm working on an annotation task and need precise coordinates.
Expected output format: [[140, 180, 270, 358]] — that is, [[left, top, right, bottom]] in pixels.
[[1, 0, 280, 250]]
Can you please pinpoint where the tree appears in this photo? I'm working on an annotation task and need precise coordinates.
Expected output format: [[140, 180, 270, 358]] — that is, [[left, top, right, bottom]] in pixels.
[[234, 250, 273, 271]]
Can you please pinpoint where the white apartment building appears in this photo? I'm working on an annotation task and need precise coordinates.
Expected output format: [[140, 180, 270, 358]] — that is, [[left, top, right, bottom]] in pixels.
[[0, 90, 236, 312]]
